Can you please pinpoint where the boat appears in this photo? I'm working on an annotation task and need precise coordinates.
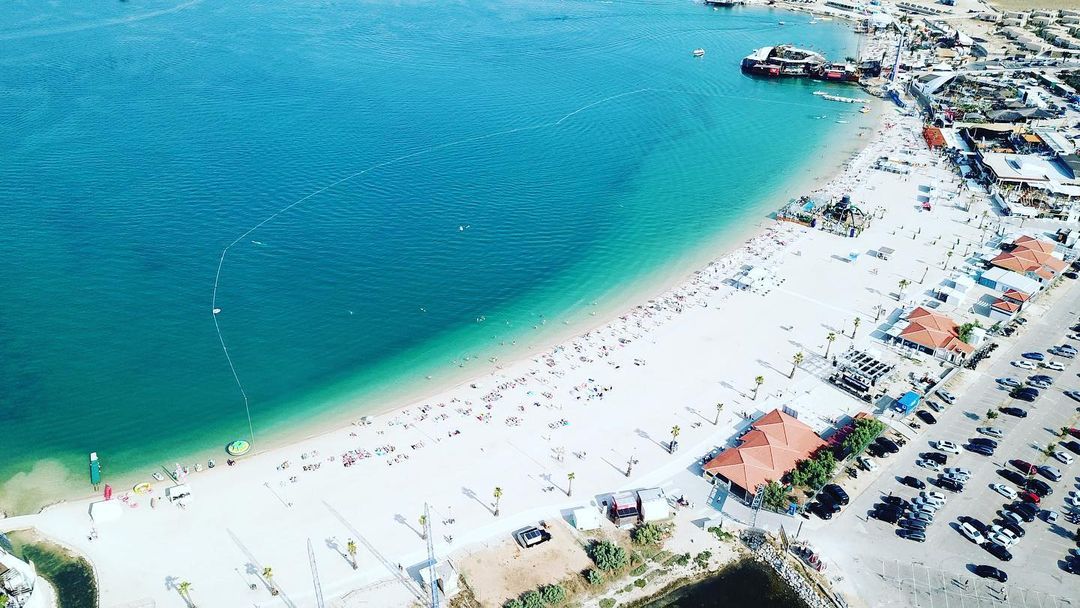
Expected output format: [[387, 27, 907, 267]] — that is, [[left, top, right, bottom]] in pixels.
[[89, 452, 101, 487], [693, 48, 705, 57], [860, 105, 871, 113], [133, 482, 152, 494], [778, 20, 785, 25], [194, 463, 203, 473], [813, 91, 868, 104], [814, 62, 860, 83], [741, 45, 826, 78], [208, 459, 216, 469], [152, 471, 165, 481]]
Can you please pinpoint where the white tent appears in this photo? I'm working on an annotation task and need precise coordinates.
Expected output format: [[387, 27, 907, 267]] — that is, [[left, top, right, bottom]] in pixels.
[[165, 484, 192, 503], [571, 506, 602, 531], [637, 488, 672, 522], [89, 500, 123, 523]]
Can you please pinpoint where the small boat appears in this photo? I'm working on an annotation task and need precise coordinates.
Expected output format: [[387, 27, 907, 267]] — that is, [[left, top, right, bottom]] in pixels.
[[227, 439, 252, 456], [778, 20, 785, 25], [89, 452, 101, 487], [207, 459, 216, 469], [693, 48, 705, 57], [860, 105, 870, 113], [836, 120, 849, 124], [133, 482, 152, 494], [152, 471, 165, 481], [194, 463, 203, 473]]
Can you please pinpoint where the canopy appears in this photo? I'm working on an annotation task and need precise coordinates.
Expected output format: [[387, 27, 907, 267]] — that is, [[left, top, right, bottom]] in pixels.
[[571, 507, 602, 531], [90, 499, 123, 523], [897, 391, 921, 414]]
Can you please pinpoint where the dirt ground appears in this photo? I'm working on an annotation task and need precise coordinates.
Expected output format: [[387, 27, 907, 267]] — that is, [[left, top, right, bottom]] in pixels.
[[989, 0, 1080, 9], [456, 519, 597, 607]]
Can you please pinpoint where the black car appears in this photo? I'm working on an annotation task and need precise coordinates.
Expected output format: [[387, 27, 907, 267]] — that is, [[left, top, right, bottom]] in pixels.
[[974, 565, 1008, 582], [1065, 556, 1080, 574], [1025, 478, 1052, 496], [874, 437, 900, 453], [1000, 520, 1025, 538], [922, 452, 948, 465], [881, 495, 905, 506], [1001, 407, 1028, 418], [967, 444, 994, 456], [1011, 391, 1037, 402], [900, 476, 926, 490], [809, 500, 841, 519], [822, 484, 850, 506], [984, 542, 1013, 562], [916, 411, 937, 425], [899, 519, 928, 531], [898, 529, 927, 542], [938, 477, 964, 492], [871, 507, 902, 523], [1063, 440, 1080, 455], [1005, 503, 1037, 522], [958, 516, 988, 534], [998, 469, 1026, 485], [1030, 374, 1053, 384], [969, 437, 998, 448]]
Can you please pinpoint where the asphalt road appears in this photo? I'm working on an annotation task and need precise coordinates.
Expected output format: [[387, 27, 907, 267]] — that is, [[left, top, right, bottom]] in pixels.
[[800, 280, 1080, 607]]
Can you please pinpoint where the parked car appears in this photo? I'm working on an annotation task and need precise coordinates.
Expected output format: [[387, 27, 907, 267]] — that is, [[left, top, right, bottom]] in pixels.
[[916, 410, 938, 425], [873, 437, 900, 454], [974, 565, 1008, 582], [1011, 389, 1037, 402], [858, 456, 878, 471], [1021, 352, 1045, 361], [1005, 503, 1037, 522], [999, 520, 1025, 538], [969, 438, 997, 449], [1002, 510, 1025, 527], [959, 521, 985, 543], [822, 484, 850, 506], [871, 506, 903, 523], [1051, 347, 1076, 359], [1025, 478, 1052, 497], [958, 516, 988, 534], [808, 501, 840, 520], [921, 491, 947, 506], [938, 477, 964, 492], [936, 390, 956, 404], [943, 467, 971, 481], [987, 531, 1017, 548], [1069, 428, 1080, 440], [1062, 440, 1080, 455], [1030, 374, 1053, 384], [998, 468, 1026, 485], [899, 518, 929, 531], [1001, 407, 1028, 417], [1053, 450, 1075, 465], [1066, 391, 1080, 403], [983, 542, 1013, 562], [900, 475, 926, 490], [1042, 360, 1066, 371], [1038, 465, 1063, 481], [898, 529, 927, 542], [935, 440, 961, 455], [922, 452, 948, 465], [992, 483, 1018, 500], [1027, 379, 1052, 389], [1010, 459, 1035, 474], [996, 377, 1020, 388], [881, 495, 906, 507], [1013, 360, 1036, 370], [1019, 490, 1041, 504], [967, 444, 995, 456], [927, 400, 945, 413], [978, 427, 1004, 439]]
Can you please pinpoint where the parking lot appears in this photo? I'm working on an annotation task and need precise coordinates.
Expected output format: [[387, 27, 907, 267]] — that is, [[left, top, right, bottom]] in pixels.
[[799, 281, 1080, 606]]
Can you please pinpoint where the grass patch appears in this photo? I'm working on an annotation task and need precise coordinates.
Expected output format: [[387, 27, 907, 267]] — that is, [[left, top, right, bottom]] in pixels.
[[7, 531, 97, 608]]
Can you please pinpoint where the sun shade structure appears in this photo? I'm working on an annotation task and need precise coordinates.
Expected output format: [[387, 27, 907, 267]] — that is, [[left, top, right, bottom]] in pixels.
[[895, 306, 974, 359], [702, 409, 826, 499]]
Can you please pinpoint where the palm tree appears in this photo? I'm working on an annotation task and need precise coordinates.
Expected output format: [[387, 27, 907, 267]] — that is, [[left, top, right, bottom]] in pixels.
[[943, 250, 953, 269], [714, 402, 724, 426], [262, 567, 278, 596], [825, 332, 837, 358], [493, 486, 503, 517], [177, 581, 194, 607], [418, 514, 427, 539], [898, 279, 911, 299], [753, 375, 764, 400], [346, 539, 358, 570], [567, 472, 575, 497], [851, 317, 861, 338], [790, 351, 804, 379], [670, 425, 681, 453]]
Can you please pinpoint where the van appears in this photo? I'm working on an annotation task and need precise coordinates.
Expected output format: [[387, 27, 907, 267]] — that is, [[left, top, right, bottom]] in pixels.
[[514, 526, 552, 549]]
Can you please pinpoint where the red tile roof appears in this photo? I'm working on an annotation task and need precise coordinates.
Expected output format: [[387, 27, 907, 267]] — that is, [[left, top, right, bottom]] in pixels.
[[899, 307, 974, 354], [703, 409, 827, 493], [991, 298, 1020, 313], [1001, 289, 1030, 303], [990, 236, 1065, 277]]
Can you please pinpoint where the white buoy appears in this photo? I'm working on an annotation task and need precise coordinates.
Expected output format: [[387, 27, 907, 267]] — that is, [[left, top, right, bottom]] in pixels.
[[213, 308, 222, 314]]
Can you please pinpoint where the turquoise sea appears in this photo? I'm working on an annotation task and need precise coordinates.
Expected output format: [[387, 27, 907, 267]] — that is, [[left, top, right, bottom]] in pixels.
[[0, 0, 864, 511]]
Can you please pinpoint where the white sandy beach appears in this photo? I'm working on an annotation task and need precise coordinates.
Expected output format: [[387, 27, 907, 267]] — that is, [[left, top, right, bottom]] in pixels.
[[1, 105, 1021, 608]]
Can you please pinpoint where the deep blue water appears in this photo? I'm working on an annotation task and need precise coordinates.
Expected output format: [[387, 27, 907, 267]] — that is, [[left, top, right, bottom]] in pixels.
[[0, 0, 861, 505]]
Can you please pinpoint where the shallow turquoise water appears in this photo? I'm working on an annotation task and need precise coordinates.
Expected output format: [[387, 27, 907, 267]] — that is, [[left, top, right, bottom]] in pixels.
[[0, 0, 861, 498]]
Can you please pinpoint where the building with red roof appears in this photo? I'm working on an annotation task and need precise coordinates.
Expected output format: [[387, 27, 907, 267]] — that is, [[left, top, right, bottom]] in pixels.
[[989, 235, 1067, 283], [702, 409, 826, 501], [889, 306, 974, 363]]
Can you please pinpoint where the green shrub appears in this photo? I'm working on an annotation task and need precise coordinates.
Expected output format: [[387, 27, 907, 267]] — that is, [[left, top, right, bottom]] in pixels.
[[585, 569, 604, 586], [629, 564, 647, 577], [589, 541, 628, 572], [540, 584, 566, 605], [599, 599, 616, 608], [634, 578, 647, 588], [522, 590, 543, 608], [630, 522, 671, 546], [650, 550, 672, 563], [505, 600, 524, 608], [694, 550, 712, 570], [673, 552, 691, 567]]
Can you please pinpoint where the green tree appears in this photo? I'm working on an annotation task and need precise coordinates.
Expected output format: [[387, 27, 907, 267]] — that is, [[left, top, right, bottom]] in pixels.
[[631, 522, 672, 546], [669, 425, 681, 453], [418, 514, 427, 539], [504, 599, 525, 608], [177, 580, 194, 607], [761, 480, 788, 511], [851, 317, 862, 338], [825, 332, 837, 358], [753, 375, 765, 400], [957, 321, 982, 343], [540, 584, 566, 605], [522, 590, 543, 608], [898, 279, 911, 299], [791, 449, 837, 490], [493, 486, 503, 516], [790, 351, 804, 378], [589, 540, 628, 572], [986, 409, 998, 420], [566, 472, 575, 497], [841, 418, 886, 456], [262, 567, 277, 596], [714, 401, 724, 426], [585, 569, 604, 586]]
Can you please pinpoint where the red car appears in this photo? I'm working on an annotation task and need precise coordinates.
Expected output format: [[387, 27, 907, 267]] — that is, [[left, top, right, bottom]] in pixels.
[[1069, 428, 1080, 440], [1020, 490, 1040, 504], [1010, 459, 1036, 475]]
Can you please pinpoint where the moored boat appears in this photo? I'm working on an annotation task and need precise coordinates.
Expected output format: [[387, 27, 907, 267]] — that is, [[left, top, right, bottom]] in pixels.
[[693, 48, 705, 57], [89, 452, 101, 487], [741, 45, 825, 78]]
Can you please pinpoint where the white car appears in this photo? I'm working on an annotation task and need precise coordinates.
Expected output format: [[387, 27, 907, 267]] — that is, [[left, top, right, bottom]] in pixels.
[[1053, 450, 1075, 465], [934, 440, 961, 455], [936, 390, 957, 404], [959, 522, 985, 543], [944, 467, 972, 481], [988, 532, 1015, 548], [978, 427, 1004, 439], [988, 526, 1019, 547], [1041, 360, 1065, 371], [991, 483, 1018, 500], [920, 490, 947, 506], [1067, 492, 1080, 507], [911, 498, 940, 512], [917, 459, 942, 472], [1013, 360, 1036, 370]]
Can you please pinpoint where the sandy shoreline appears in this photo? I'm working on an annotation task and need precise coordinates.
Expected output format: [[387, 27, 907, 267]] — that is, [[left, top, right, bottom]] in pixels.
[[0, 84, 882, 519]]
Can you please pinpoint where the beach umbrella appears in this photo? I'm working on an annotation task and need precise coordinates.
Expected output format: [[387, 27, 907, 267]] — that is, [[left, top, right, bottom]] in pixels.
[[104, 484, 113, 500]]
